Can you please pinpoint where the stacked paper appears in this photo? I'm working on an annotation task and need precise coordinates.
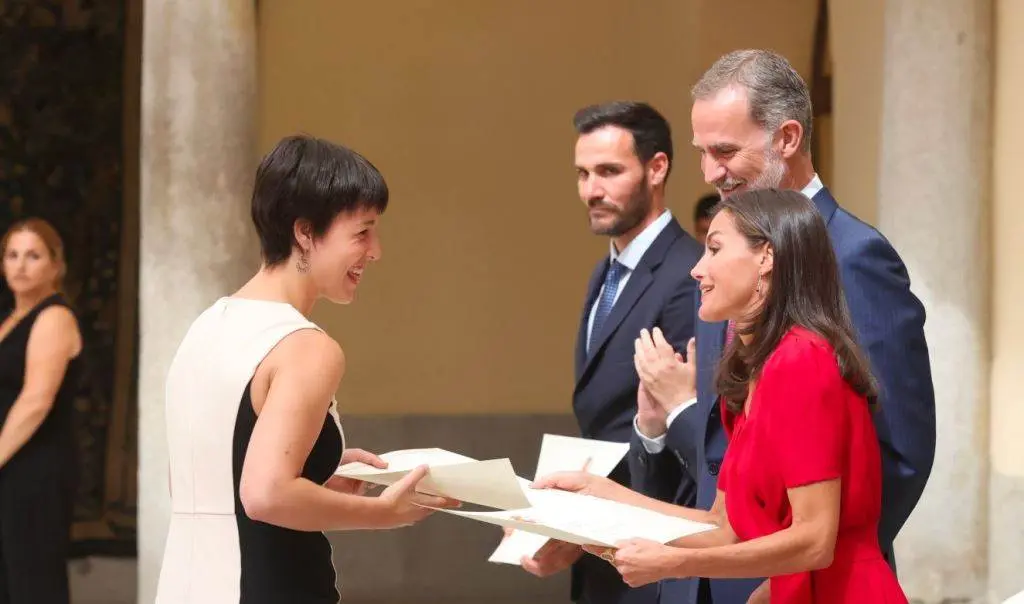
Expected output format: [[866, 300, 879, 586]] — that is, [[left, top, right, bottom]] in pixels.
[[333, 435, 716, 563]]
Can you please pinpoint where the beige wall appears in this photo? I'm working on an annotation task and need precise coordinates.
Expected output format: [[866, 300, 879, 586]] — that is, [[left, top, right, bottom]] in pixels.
[[990, 0, 1024, 598], [257, 0, 818, 415], [829, 0, 885, 225]]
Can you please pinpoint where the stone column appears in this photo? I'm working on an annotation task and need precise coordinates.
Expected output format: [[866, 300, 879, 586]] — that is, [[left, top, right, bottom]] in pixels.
[[875, 1, 992, 602], [138, 1, 258, 602], [989, 1, 1024, 601]]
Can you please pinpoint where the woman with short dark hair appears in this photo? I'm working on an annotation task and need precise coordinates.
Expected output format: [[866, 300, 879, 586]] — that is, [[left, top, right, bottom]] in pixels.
[[156, 135, 454, 603]]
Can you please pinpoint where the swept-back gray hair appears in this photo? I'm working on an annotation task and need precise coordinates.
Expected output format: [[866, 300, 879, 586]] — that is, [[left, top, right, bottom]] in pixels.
[[692, 50, 813, 152]]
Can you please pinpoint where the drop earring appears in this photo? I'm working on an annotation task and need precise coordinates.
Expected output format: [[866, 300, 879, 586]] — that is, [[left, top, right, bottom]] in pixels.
[[755, 273, 762, 296], [297, 250, 310, 274]]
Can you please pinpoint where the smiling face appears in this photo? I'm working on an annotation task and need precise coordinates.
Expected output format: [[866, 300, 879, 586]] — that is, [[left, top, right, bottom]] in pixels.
[[574, 125, 658, 239], [691, 85, 787, 199], [2, 228, 63, 298], [691, 209, 772, 324], [298, 207, 383, 305]]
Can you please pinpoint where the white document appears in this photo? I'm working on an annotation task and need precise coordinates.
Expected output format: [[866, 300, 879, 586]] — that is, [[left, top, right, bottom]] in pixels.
[[489, 530, 551, 565], [533, 434, 630, 481], [333, 441, 712, 556], [489, 434, 630, 564], [443, 487, 715, 548], [334, 448, 532, 511], [336, 447, 476, 475]]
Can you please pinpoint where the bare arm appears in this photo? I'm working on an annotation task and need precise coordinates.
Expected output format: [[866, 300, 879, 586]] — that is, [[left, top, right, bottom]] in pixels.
[[533, 471, 718, 526], [667, 489, 739, 549], [0, 306, 80, 468], [607, 481, 839, 588], [239, 330, 446, 532], [668, 480, 840, 578]]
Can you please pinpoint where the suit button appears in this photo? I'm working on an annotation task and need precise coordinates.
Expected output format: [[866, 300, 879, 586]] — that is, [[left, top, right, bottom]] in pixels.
[[707, 462, 720, 476]]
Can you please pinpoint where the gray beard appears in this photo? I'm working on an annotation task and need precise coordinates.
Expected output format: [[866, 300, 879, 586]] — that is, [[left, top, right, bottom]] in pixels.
[[750, 149, 787, 190]]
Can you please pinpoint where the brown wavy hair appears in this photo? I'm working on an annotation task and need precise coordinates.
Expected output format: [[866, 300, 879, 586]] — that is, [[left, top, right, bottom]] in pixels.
[[714, 188, 877, 414], [1, 217, 68, 291]]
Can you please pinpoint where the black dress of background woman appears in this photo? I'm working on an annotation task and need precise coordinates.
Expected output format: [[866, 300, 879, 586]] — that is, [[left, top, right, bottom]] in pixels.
[[0, 219, 83, 604]]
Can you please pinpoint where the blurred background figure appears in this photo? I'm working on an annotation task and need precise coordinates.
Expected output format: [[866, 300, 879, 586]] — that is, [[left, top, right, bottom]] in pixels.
[[0, 219, 82, 604], [692, 192, 720, 244]]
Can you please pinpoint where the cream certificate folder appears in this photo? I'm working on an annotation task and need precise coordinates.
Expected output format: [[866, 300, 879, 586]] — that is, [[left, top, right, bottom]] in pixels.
[[335, 438, 715, 551], [334, 447, 532, 511], [444, 486, 715, 548], [489, 434, 630, 564]]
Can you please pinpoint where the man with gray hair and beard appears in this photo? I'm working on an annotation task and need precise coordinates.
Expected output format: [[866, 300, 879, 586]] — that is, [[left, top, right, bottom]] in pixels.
[[628, 50, 936, 603], [508, 100, 703, 604]]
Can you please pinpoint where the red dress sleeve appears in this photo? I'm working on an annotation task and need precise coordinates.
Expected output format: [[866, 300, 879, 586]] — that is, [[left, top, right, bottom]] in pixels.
[[757, 334, 848, 488]]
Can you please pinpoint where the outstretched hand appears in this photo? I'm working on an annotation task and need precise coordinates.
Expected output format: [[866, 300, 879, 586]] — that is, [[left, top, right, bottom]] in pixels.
[[530, 471, 620, 501]]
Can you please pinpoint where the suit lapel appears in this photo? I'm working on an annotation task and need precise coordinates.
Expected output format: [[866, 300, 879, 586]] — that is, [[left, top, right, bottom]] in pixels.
[[575, 261, 606, 381], [576, 219, 684, 386], [696, 318, 726, 403], [812, 187, 839, 226]]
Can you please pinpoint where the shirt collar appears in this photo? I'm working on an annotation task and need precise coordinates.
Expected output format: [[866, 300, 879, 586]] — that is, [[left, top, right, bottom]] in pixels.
[[800, 173, 824, 200], [609, 209, 673, 271]]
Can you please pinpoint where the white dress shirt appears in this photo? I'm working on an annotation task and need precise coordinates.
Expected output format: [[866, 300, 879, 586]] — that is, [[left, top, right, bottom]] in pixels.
[[635, 175, 825, 453], [586, 209, 674, 353]]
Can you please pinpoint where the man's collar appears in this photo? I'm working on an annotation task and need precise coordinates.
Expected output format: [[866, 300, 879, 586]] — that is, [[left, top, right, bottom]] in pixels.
[[800, 173, 824, 200], [609, 209, 673, 271]]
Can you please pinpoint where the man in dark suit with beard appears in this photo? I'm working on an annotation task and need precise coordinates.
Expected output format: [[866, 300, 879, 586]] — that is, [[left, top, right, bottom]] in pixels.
[[509, 101, 703, 604]]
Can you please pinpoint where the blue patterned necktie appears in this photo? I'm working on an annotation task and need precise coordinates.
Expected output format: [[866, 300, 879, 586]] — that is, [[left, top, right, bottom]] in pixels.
[[589, 260, 627, 354]]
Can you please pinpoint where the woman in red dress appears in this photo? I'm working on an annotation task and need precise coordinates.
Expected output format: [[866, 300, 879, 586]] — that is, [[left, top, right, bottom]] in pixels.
[[535, 188, 907, 603]]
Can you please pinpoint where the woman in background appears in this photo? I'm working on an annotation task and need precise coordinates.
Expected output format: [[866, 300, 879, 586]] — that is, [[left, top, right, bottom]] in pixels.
[[0, 218, 82, 604]]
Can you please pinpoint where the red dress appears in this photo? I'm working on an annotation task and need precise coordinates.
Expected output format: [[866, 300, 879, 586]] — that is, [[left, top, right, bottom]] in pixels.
[[718, 327, 908, 603]]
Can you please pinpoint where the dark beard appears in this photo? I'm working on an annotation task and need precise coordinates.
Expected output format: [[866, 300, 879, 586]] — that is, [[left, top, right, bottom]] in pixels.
[[589, 178, 652, 237]]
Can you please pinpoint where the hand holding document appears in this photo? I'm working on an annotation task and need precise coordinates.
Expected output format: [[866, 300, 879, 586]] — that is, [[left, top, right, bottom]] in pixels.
[[335, 447, 532, 511], [458, 483, 714, 548], [334, 436, 716, 560], [489, 434, 630, 565]]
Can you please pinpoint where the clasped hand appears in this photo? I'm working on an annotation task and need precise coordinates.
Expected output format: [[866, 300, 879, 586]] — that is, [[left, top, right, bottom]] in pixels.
[[633, 327, 697, 435]]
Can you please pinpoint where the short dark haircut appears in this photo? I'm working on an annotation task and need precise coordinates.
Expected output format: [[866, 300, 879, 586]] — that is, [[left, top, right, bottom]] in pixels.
[[251, 134, 389, 267], [572, 101, 673, 178], [694, 192, 720, 222], [715, 188, 877, 414]]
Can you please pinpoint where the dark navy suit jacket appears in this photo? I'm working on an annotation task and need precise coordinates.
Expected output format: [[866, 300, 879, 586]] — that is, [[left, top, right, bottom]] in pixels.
[[571, 217, 703, 604], [630, 187, 936, 604]]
